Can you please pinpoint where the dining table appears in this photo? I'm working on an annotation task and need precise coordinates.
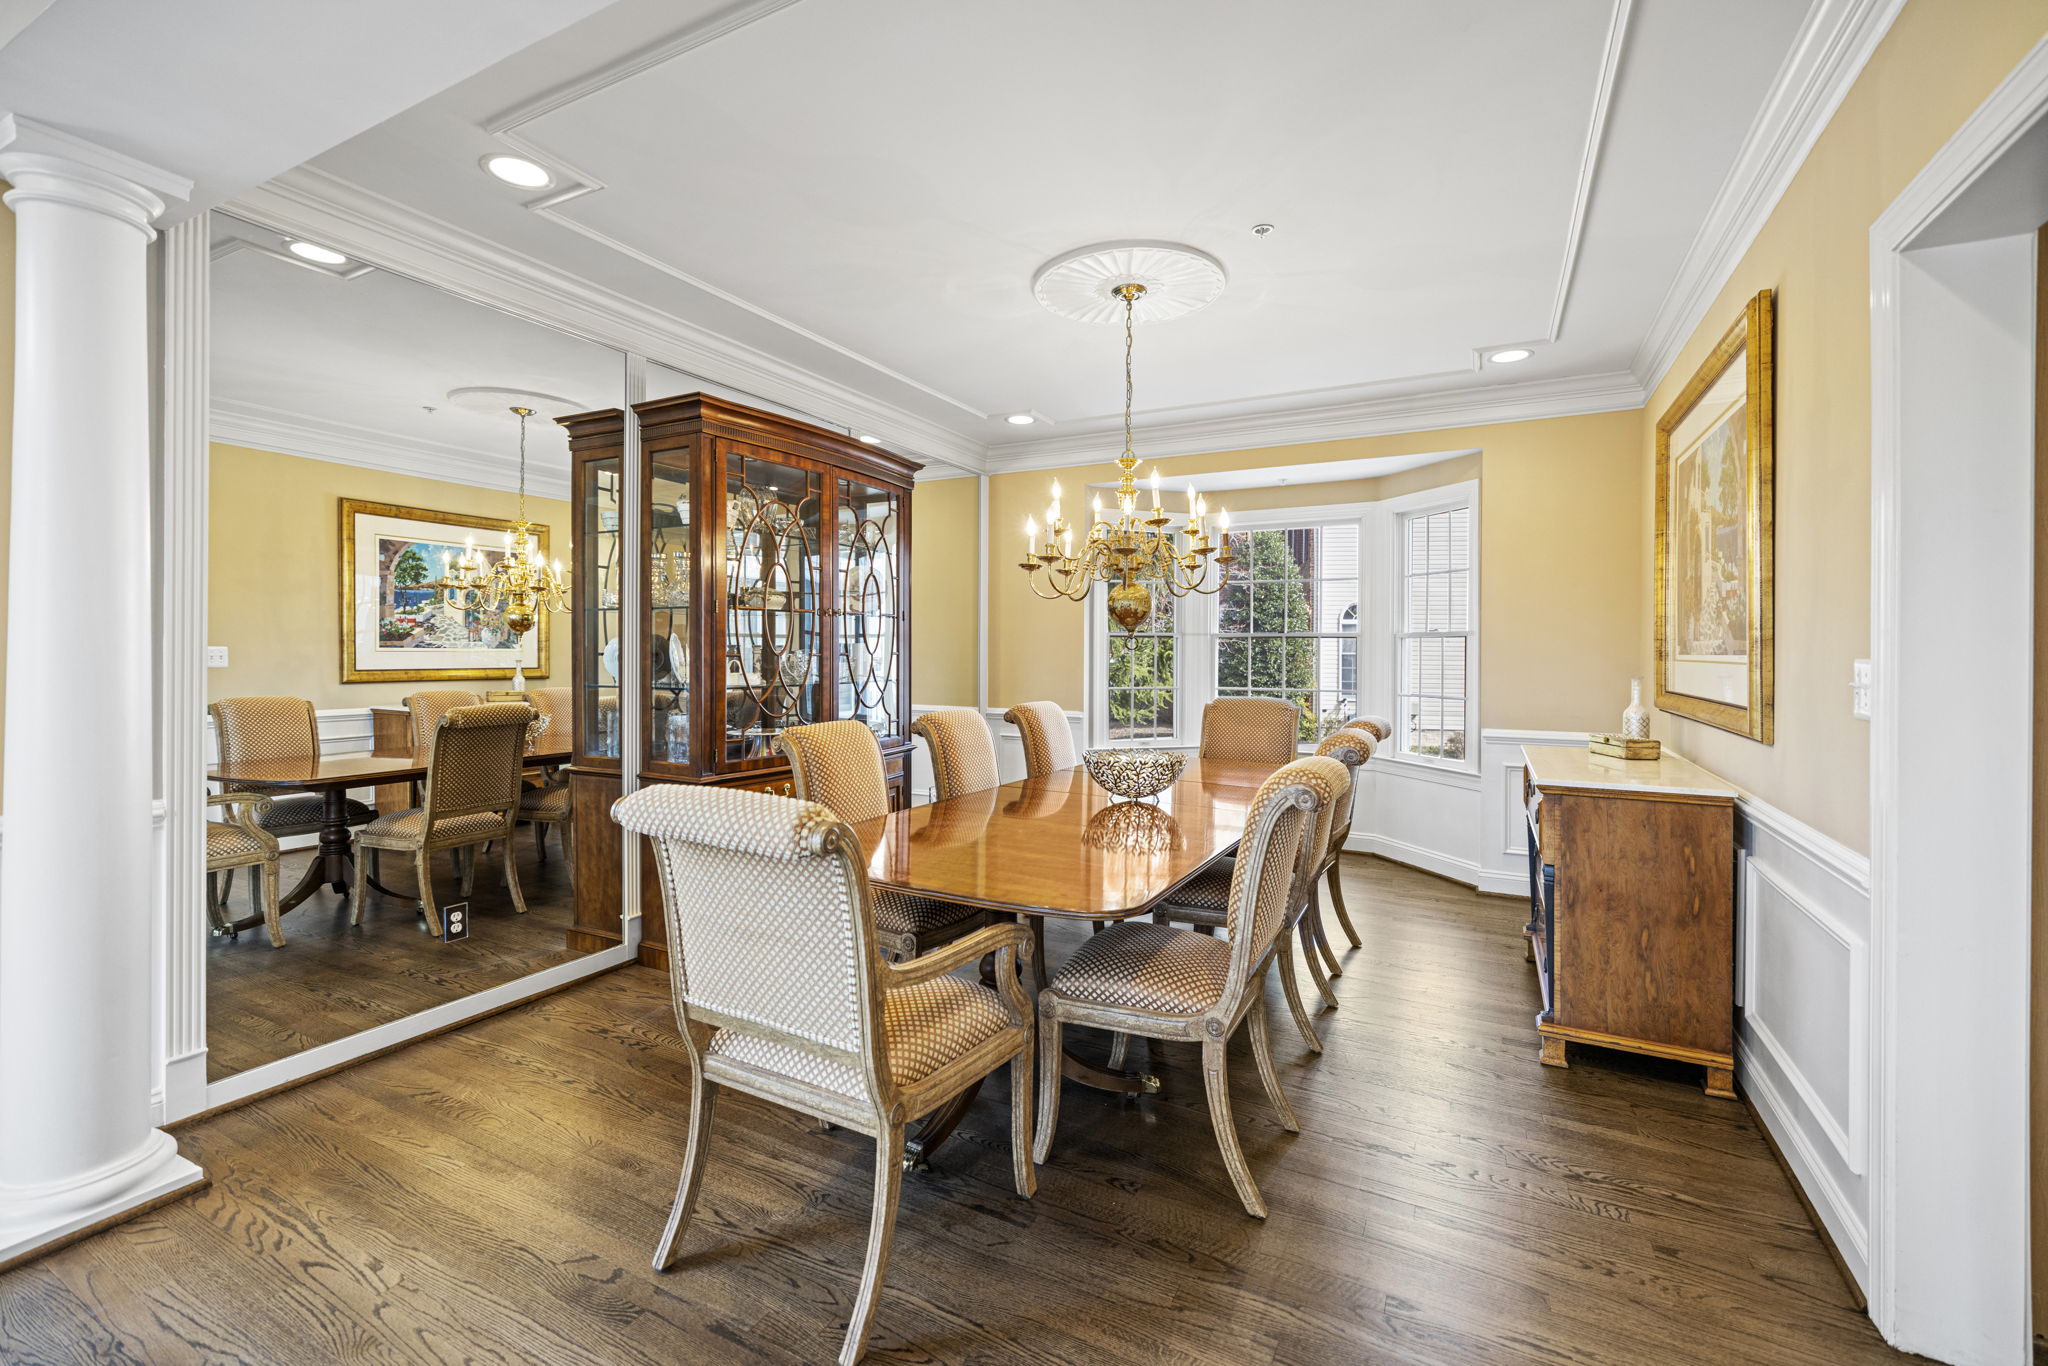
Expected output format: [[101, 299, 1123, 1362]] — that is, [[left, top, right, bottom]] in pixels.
[[207, 744, 571, 932], [848, 754, 1281, 1165]]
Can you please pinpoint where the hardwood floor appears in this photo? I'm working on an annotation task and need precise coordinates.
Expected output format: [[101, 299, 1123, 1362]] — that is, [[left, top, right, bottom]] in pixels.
[[205, 830, 587, 1079], [2, 856, 1917, 1365]]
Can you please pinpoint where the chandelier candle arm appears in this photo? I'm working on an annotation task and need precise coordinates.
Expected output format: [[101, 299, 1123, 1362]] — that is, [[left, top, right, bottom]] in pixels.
[[434, 405, 572, 663]]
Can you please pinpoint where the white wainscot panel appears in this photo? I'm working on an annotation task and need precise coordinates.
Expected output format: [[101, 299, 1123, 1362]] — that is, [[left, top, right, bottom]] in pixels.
[[1347, 756, 1482, 886], [1477, 729, 1585, 896], [1736, 800, 1872, 1293]]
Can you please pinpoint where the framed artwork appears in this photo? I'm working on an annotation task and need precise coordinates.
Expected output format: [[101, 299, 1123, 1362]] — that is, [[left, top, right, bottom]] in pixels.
[[339, 498, 550, 683], [1655, 289, 1774, 742]]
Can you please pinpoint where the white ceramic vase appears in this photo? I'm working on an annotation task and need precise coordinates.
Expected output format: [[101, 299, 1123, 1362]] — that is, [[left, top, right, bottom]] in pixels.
[[1622, 677, 1651, 740]]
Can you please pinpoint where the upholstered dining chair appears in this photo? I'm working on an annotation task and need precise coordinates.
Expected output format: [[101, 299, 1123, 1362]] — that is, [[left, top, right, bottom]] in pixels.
[[209, 695, 373, 841], [910, 707, 999, 801], [1034, 756, 1337, 1218], [613, 781, 1036, 1366], [405, 689, 483, 748], [1150, 741, 1354, 1050], [350, 702, 533, 935], [1312, 727, 1377, 954], [1199, 696, 1302, 764], [517, 701, 572, 865], [775, 720, 988, 961], [205, 792, 283, 946], [1002, 700, 1077, 778], [1354, 715, 1393, 743]]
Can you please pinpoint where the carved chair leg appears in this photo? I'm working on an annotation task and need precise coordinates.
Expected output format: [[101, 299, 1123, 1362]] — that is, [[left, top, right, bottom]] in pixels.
[[1326, 862, 1362, 949], [501, 833, 528, 915], [1276, 938, 1323, 1053], [261, 858, 285, 948], [1201, 1034, 1266, 1218], [1009, 1036, 1036, 1199], [1032, 1012, 1064, 1165], [1106, 1032, 1131, 1071], [416, 850, 443, 936], [348, 846, 369, 926], [1299, 917, 1338, 1011], [459, 846, 477, 898], [1247, 996, 1299, 1133], [1310, 902, 1341, 980], [652, 1072, 720, 1271], [534, 819, 548, 861], [839, 1120, 906, 1366]]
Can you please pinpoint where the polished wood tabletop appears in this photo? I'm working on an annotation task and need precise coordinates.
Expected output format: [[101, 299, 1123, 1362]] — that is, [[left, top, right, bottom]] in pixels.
[[208, 746, 571, 790], [850, 758, 1278, 921]]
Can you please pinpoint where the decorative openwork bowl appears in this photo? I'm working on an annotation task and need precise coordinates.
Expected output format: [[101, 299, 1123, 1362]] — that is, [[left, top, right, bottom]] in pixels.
[[1081, 747, 1186, 801]]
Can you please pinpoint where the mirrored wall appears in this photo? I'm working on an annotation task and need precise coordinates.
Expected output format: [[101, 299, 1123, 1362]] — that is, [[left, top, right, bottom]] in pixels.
[[202, 213, 624, 1083]]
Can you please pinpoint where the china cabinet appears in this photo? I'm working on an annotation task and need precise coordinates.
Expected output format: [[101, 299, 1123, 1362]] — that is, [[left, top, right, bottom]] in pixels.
[[558, 394, 919, 964]]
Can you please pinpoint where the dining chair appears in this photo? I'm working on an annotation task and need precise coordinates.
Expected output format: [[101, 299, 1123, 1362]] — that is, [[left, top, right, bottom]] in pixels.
[[523, 687, 571, 755], [1150, 740, 1354, 1050], [209, 695, 373, 840], [205, 792, 283, 946], [613, 781, 1036, 1366], [1002, 700, 1077, 778], [775, 720, 988, 960], [405, 689, 483, 748], [1034, 756, 1338, 1218], [910, 707, 999, 801], [517, 698, 572, 865], [1198, 697, 1302, 765], [1354, 715, 1393, 742], [1312, 727, 1377, 954], [350, 702, 533, 935]]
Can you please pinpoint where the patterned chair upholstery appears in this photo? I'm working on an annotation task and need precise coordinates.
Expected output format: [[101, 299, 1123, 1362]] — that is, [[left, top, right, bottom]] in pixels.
[[209, 695, 373, 838], [1002, 700, 1077, 778], [613, 781, 1036, 1366], [205, 792, 284, 947], [1154, 742, 1355, 1049], [1310, 727, 1377, 956], [910, 707, 998, 801], [405, 689, 483, 748], [351, 702, 533, 935], [517, 693, 572, 864], [1354, 715, 1393, 742], [1035, 756, 1337, 1218], [1198, 697, 1302, 764], [775, 720, 987, 961]]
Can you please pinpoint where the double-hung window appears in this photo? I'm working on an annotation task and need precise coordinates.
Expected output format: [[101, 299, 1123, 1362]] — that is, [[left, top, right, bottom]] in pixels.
[[1103, 578, 1177, 741], [1395, 503, 1473, 763], [1215, 525, 1362, 742]]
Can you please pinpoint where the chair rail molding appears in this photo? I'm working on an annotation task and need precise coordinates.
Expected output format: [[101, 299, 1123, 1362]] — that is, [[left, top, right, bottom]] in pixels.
[[1866, 35, 2048, 1364]]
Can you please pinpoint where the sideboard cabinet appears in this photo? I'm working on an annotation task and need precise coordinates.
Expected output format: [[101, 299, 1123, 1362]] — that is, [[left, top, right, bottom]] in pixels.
[[1522, 745, 1738, 1097], [557, 394, 920, 967]]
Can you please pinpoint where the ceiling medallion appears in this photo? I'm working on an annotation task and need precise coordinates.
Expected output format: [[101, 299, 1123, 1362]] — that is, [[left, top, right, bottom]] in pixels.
[[444, 385, 589, 418], [1031, 240, 1227, 325]]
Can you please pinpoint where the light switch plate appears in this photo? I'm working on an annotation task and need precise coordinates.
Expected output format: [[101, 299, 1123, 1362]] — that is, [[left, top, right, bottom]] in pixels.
[[1851, 658, 1872, 720], [205, 645, 229, 668]]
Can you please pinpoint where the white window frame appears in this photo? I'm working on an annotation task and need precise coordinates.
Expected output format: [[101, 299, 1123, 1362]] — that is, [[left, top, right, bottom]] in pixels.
[[1378, 481, 1479, 774], [1087, 502, 1379, 751]]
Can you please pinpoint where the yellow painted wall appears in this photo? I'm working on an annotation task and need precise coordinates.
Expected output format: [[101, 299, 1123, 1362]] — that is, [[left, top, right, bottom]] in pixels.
[[910, 475, 980, 706], [987, 410, 1644, 731], [1638, 0, 2048, 853], [208, 442, 572, 712]]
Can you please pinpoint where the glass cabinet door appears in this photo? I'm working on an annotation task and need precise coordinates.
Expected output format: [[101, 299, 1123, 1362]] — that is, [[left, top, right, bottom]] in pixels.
[[579, 457, 623, 762], [835, 477, 903, 739], [723, 445, 821, 764], [649, 450, 692, 767]]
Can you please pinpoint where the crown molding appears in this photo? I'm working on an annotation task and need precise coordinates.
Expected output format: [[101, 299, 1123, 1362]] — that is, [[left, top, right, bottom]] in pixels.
[[1629, 0, 1906, 392], [222, 166, 990, 474], [981, 370, 1646, 475], [211, 397, 571, 500]]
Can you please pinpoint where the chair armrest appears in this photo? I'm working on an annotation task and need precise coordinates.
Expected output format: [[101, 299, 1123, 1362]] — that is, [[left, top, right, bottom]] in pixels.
[[207, 792, 276, 842], [885, 919, 1031, 989]]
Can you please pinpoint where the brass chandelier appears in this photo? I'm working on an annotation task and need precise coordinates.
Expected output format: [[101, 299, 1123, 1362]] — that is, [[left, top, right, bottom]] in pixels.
[[1017, 282, 1232, 634], [437, 405, 570, 682]]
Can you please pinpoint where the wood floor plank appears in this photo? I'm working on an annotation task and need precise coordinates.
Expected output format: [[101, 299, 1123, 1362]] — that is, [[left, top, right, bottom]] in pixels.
[[0, 854, 1916, 1365]]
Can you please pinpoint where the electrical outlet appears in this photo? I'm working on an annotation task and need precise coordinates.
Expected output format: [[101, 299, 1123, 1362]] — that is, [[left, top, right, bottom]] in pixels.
[[205, 645, 229, 668], [440, 902, 470, 942], [1851, 658, 1872, 720]]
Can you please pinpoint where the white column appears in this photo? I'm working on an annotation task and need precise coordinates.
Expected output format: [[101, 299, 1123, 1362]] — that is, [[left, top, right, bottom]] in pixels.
[[0, 114, 201, 1264]]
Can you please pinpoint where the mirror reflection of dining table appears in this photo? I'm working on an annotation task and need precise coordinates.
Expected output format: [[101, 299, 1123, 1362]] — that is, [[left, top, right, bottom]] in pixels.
[[848, 755, 1281, 1165], [206, 744, 572, 933]]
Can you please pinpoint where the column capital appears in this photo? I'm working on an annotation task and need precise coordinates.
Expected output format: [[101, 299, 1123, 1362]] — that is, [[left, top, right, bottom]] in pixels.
[[0, 112, 191, 239]]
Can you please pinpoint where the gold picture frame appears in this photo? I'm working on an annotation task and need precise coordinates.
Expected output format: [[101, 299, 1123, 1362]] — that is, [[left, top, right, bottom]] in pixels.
[[1654, 289, 1774, 743], [339, 498, 551, 684]]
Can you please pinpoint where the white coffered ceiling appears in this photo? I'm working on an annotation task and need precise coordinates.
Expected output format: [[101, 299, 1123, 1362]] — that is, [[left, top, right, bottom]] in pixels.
[[213, 0, 1854, 479]]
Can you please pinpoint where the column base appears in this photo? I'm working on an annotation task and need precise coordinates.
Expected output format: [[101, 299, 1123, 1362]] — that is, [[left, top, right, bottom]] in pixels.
[[0, 1130, 207, 1272]]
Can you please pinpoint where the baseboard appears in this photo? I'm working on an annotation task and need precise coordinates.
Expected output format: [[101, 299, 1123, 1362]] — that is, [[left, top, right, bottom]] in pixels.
[[1347, 830, 1481, 888], [1739, 1035, 1870, 1293]]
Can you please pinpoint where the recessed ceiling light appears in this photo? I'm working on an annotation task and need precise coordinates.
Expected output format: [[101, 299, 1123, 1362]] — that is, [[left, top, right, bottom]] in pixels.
[[481, 154, 554, 189], [286, 241, 348, 266], [1006, 414, 1037, 425], [858, 434, 881, 444], [1490, 348, 1534, 364]]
